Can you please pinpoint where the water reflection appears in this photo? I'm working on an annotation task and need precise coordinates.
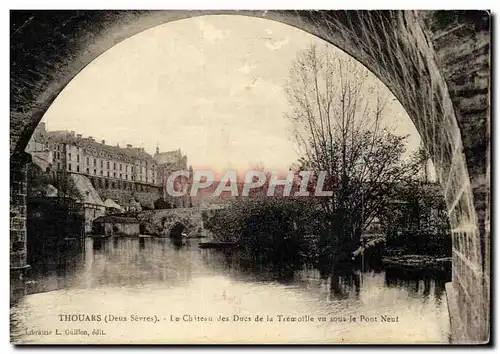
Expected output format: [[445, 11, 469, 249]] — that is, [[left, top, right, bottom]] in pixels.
[[12, 237, 451, 344]]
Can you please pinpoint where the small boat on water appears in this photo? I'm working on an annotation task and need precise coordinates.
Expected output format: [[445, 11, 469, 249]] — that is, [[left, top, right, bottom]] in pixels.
[[198, 241, 238, 249]]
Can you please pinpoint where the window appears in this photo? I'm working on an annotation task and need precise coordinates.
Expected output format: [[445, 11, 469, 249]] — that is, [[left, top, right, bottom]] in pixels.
[[113, 163, 116, 170], [126, 165, 128, 172], [86, 157, 89, 165], [68, 164, 72, 171], [100, 171, 103, 176], [119, 164, 122, 171], [94, 158, 97, 167], [126, 175, 128, 180], [56, 152, 60, 159], [86, 167, 89, 174], [77, 165, 80, 172], [100, 160, 103, 168], [107, 161, 110, 169], [69, 153, 72, 161], [113, 172, 116, 177], [131, 166, 134, 173], [94, 169, 97, 175], [57, 162, 60, 169], [120, 174, 122, 179]]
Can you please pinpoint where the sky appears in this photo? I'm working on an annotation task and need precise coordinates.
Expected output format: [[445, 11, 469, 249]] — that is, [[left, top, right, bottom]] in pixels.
[[41, 15, 425, 176]]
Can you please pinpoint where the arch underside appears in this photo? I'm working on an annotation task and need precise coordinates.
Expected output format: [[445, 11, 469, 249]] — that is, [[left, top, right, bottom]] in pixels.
[[167, 222, 186, 236], [10, 10, 490, 342]]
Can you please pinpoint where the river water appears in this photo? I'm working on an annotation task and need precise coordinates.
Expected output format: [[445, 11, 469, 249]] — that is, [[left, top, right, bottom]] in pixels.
[[11, 237, 451, 344]]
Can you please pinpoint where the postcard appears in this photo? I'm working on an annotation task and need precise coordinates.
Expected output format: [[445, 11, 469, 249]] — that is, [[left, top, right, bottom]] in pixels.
[[10, 10, 491, 344]]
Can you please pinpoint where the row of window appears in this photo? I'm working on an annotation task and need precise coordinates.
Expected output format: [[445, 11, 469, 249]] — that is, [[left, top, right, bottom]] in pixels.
[[65, 153, 156, 174], [90, 178, 153, 192], [66, 163, 155, 183]]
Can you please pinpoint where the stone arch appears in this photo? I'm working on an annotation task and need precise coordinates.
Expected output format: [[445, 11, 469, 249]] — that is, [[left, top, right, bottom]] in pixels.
[[164, 221, 187, 247], [168, 222, 186, 239], [10, 11, 489, 342]]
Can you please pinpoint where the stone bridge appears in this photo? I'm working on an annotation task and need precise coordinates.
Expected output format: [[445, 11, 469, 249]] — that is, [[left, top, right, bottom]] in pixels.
[[10, 10, 490, 342], [137, 207, 208, 238]]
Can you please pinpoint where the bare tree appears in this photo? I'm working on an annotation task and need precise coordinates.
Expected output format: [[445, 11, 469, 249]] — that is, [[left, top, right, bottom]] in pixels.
[[285, 44, 423, 244]]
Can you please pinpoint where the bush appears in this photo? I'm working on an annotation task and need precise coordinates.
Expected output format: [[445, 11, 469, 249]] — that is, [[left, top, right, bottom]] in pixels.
[[154, 199, 172, 210], [204, 198, 326, 264]]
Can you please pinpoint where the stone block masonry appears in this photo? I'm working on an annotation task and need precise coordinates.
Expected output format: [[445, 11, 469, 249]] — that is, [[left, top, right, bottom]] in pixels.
[[95, 184, 161, 210], [10, 152, 32, 303], [137, 208, 207, 237]]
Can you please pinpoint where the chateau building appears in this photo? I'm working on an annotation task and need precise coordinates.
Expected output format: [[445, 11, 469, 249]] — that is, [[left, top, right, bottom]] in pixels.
[[26, 123, 193, 210], [26, 123, 158, 186]]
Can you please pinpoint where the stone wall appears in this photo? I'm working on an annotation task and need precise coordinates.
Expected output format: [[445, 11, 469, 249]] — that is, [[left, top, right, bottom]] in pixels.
[[95, 185, 161, 210], [137, 208, 207, 237], [419, 11, 490, 343], [103, 222, 140, 237], [10, 152, 31, 302], [84, 205, 105, 233]]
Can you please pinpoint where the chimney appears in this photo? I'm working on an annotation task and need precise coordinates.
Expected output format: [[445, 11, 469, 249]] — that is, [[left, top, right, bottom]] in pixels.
[[70, 131, 75, 137], [76, 134, 82, 139], [127, 144, 132, 148], [88, 136, 94, 142], [101, 140, 106, 144]]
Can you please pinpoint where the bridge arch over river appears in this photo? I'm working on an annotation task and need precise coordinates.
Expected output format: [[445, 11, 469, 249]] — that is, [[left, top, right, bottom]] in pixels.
[[10, 10, 490, 343]]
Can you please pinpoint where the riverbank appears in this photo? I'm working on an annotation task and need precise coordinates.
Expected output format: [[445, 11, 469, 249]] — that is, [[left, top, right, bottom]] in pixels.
[[382, 250, 451, 270]]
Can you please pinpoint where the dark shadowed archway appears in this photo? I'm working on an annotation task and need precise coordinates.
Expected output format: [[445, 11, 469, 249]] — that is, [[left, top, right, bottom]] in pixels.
[[168, 222, 186, 247], [169, 222, 186, 238], [10, 10, 490, 342]]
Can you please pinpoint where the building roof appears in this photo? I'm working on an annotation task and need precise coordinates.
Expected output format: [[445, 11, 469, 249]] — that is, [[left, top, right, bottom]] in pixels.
[[154, 149, 185, 166], [34, 126, 183, 168], [45, 131, 155, 164], [93, 215, 139, 224], [122, 146, 156, 164], [104, 198, 125, 211]]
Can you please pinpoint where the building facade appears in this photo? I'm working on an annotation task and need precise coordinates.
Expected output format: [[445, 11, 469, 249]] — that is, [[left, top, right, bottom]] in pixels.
[[26, 123, 158, 185], [25, 123, 166, 210], [154, 148, 192, 208]]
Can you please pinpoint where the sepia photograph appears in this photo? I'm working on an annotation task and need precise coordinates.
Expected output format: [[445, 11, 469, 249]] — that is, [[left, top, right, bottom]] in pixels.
[[9, 9, 491, 345]]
